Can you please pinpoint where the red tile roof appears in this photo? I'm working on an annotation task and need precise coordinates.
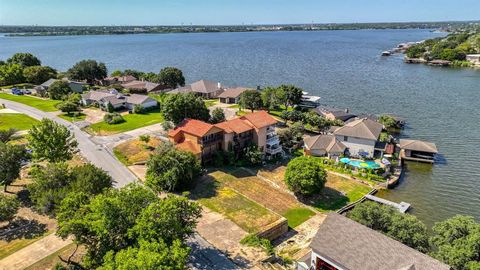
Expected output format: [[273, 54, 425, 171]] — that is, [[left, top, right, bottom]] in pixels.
[[168, 119, 216, 138], [240, 111, 278, 129], [175, 139, 202, 154], [215, 118, 253, 134]]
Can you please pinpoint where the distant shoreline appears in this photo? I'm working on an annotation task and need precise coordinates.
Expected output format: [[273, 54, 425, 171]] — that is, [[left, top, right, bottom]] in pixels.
[[2, 21, 475, 37]]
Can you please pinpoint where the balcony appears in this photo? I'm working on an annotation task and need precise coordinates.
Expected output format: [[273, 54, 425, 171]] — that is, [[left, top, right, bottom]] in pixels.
[[266, 125, 276, 135], [266, 145, 283, 155], [266, 135, 280, 146]]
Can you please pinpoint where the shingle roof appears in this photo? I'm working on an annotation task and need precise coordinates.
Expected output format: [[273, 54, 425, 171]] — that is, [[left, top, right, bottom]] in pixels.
[[40, 78, 58, 87], [101, 95, 125, 106], [310, 213, 450, 270], [126, 94, 157, 105], [215, 118, 253, 134], [81, 90, 116, 102], [240, 111, 277, 129], [217, 87, 250, 98], [315, 106, 357, 121], [304, 135, 346, 153], [399, 139, 438, 153], [122, 80, 161, 92], [168, 119, 219, 138], [190, 80, 223, 93], [334, 118, 383, 140]]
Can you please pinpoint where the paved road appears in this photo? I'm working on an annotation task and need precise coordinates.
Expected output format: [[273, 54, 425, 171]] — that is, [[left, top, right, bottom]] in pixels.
[[1, 98, 138, 188], [1, 98, 240, 269]]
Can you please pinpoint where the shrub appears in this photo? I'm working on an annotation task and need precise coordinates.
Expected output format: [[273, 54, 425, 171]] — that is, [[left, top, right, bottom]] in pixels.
[[240, 234, 274, 255], [132, 104, 144, 114], [104, 113, 125, 125], [285, 156, 326, 196]]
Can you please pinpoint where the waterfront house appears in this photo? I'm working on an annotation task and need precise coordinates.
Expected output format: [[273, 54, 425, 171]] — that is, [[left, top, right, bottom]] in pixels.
[[314, 106, 356, 122], [100, 75, 137, 86], [217, 87, 249, 104], [303, 134, 346, 159], [296, 213, 450, 270], [35, 78, 86, 95], [333, 118, 384, 158], [399, 139, 438, 163], [170, 80, 225, 99], [121, 80, 167, 93], [168, 111, 282, 162], [81, 90, 158, 111]]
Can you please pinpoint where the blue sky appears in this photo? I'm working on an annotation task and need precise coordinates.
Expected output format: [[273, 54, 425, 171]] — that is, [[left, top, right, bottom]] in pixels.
[[1, 0, 479, 26]]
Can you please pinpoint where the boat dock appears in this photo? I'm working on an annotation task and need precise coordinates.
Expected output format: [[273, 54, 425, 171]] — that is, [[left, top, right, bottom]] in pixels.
[[365, 194, 411, 213]]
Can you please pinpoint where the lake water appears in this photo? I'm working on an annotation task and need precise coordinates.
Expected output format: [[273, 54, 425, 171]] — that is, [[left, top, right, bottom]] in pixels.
[[1, 29, 479, 227]]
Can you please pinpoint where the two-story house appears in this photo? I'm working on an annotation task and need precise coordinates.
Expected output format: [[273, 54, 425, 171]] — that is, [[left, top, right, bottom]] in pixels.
[[333, 118, 383, 158], [168, 111, 282, 162], [168, 119, 224, 163]]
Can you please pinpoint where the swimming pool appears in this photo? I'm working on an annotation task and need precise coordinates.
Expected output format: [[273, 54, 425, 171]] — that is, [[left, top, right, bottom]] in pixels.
[[339, 158, 381, 169]]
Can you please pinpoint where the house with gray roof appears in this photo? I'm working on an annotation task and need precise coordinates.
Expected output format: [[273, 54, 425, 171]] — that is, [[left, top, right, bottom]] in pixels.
[[314, 106, 357, 122], [35, 78, 87, 96], [170, 80, 225, 99], [296, 213, 450, 270], [218, 87, 250, 104], [399, 139, 438, 163], [121, 80, 168, 93], [333, 118, 384, 158], [304, 134, 346, 159], [81, 90, 157, 111]]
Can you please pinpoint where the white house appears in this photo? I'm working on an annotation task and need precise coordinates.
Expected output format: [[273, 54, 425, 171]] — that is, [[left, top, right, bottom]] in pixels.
[[296, 213, 450, 270], [333, 118, 383, 158]]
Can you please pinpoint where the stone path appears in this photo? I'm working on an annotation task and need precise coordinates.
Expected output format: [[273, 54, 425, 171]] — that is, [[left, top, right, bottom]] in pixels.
[[0, 234, 71, 270]]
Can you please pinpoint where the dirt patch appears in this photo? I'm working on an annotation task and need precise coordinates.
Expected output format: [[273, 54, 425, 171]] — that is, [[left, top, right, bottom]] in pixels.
[[24, 244, 86, 270], [82, 108, 106, 124], [113, 137, 162, 165], [128, 165, 147, 181]]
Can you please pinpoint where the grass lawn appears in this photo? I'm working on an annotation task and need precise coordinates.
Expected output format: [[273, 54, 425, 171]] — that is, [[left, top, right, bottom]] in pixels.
[[0, 93, 60, 112], [228, 104, 240, 109], [312, 173, 372, 212], [58, 112, 86, 122], [0, 113, 39, 130], [192, 176, 281, 233], [86, 109, 164, 135], [208, 169, 315, 228], [204, 99, 218, 107], [113, 137, 163, 165], [268, 105, 293, 118]]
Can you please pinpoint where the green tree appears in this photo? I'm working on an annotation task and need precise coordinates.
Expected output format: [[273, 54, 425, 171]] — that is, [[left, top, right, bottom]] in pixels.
[[239, 90, 262, 112], [0, 64, 25, 86], [28, 118, 78, 162], [7, 53, 41, 67], [285, 156, 326, 196], [261, 86, 282, 112], [430, 215, 480, 270], [379, 115, 398, 129], [146, 144, 201, 192], [56, 184, 158, 268], [210, 107, 226, 124], [23, 65, 57, 84], [0, 194, 20, 222], [48, 80, 71, 100], [99, 239, 190, 270], [110, 70, 123, 77], [131, 195, 201, 243], [348, 201, 430, 253], [158, 67, 185, 89], [277, 122, 304, 150], [28, 162, 74, 215], [56, 101, 80, 115], [0, 128, 17, 143], [69, 164, 112, 195], [278, 84, 303, 108], [243, 144, 263, 165], [161, 93, 210, 124], [67, 60, 107, 84], [0, 142, 26, 192]]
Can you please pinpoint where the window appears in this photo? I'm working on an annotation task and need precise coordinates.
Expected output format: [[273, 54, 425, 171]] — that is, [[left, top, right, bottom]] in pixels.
[[344, 136, 348, 142]]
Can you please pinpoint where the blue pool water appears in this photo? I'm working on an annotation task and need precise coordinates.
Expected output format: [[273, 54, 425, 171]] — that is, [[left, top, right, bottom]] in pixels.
[[340, 158, 381, 169]]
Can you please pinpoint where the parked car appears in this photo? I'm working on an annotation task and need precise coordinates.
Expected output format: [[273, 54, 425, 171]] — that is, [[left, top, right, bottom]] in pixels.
[[11, 88, 24, 95], [22, 89, 31, 95]]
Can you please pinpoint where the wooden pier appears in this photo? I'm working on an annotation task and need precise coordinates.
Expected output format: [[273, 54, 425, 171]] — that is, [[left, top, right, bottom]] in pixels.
[[365, 194, 410, 213]]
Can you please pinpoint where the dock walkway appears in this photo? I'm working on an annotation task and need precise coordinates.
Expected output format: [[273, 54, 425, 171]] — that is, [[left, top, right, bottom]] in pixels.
[[365, 194, 410, 213]]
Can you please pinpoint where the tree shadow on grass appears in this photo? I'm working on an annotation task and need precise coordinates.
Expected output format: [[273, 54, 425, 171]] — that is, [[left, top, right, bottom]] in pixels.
[[0, 218, 47, 242], [16, 189, 32, 207], [190, 175, 219, 200], [297, 187, 349, 212]]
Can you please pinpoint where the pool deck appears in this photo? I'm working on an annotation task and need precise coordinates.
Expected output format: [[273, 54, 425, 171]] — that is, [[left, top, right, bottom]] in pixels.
[[365, 194, 411, 213]]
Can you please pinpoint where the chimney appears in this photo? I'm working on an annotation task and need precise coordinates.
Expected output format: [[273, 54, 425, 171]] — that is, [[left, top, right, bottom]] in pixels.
[[217, 82, 222, 89]]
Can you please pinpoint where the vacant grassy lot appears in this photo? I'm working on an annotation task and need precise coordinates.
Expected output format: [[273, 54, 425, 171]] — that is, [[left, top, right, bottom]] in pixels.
[[208, 169, 315, 228], [0, 113, 39, 130], [0, 93, 60, 112], [58, 112, 86, 122], [86, 109, 164, 135], [258, 166, 372, 212], [192, 178, 281, 233], [113, 137, 163, 165]]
